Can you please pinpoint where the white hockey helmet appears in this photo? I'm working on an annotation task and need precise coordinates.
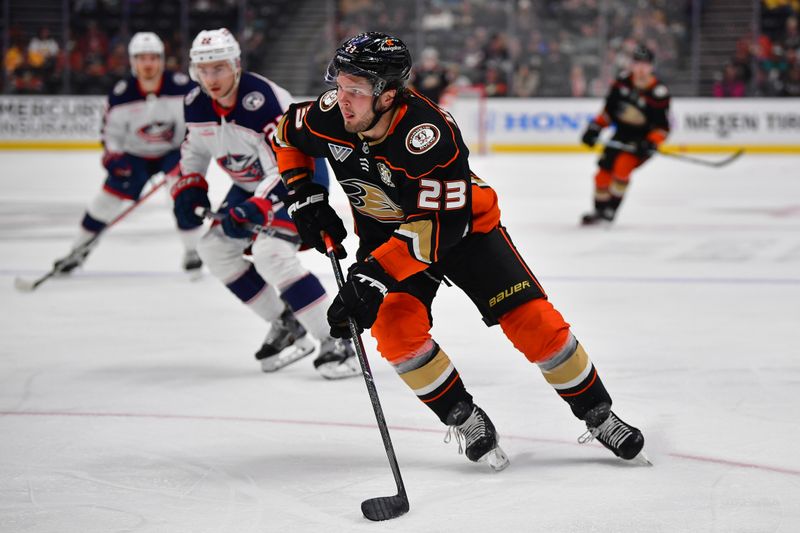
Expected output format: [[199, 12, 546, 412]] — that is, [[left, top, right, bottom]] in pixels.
[[128, 32, 165, 77], [189, 28, 241, 82]]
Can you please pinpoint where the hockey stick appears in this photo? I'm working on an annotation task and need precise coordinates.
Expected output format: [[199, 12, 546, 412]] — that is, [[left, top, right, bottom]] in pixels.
[[194, 207, 301, 245], [324, 234, 409, 522], [14, 177, 167, 292], [604, 139, 744, 168]]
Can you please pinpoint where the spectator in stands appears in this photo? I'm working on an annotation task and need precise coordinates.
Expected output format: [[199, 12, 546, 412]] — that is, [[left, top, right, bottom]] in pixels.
[[77, 21, 109, 59], [783, 62, 800, 95], [411, 47, 450, 104], [783, 15, 800, 50], [481, 62, 508, 97], [28, 27, 61, 93], [713, 63, 747, 97], [510, 62, 540, 97], [570, 64, 587, 96], [28, 27, 60, 69], [4, 36, 26, 79]]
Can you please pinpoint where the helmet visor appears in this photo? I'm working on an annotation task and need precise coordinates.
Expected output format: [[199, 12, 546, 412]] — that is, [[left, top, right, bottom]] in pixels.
[[325, 55, 386, 96]]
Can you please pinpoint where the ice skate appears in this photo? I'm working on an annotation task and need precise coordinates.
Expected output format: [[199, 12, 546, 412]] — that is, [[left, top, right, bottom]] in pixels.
[[182, 250, 203, 280], [313, 337, 361, 379], [444, 401, 509, 471], [580, 209, 615, 226], [255, 308, 315, 372], [578, 403, 649, 464], [52, 248, 91, 275]]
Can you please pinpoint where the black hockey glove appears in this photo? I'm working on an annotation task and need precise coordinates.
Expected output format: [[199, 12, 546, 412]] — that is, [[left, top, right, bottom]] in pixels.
[[286, 182, 347, 257], [327, 258, 395, 338], [635, 139, 657, 158], [171, 174, 210, 229], [581, 121, 603, 147]]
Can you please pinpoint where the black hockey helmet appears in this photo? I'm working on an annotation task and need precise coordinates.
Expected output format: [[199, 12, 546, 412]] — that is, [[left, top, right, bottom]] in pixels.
[[325, 32, 412, 96], [632, 43, 654, 63]]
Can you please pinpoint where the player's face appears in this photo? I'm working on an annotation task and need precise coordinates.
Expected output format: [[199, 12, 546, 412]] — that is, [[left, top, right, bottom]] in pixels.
[[133, 53, 163, 81], [335, 73, 377, 133], [631, 60, 653, 84], [195, 60, 237, 100]]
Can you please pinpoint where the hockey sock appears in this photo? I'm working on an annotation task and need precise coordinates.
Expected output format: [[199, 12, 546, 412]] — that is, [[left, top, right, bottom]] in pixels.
[[281, 273, 329, 341], [225, 263, 284, 322], [178, 225, 203, 253], [536, 333, 612, 419], [391, 340, 472, 424]]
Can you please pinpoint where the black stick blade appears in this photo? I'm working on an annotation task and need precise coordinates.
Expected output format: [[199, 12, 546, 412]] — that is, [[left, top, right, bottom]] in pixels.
[[361, 494, 409, 521]]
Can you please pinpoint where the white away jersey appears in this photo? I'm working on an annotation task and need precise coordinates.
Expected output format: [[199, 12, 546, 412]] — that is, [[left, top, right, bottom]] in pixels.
[[180, 71, 293, 193], [102, 71, 194, 158]]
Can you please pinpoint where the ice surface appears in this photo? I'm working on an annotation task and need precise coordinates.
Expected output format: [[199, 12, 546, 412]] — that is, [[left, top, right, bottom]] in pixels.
[[1, 151, 799, 532]]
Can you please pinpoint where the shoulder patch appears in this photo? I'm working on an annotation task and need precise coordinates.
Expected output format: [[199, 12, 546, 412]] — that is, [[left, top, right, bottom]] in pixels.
[[243, 91, 266, 111], [173, 72, 190, 86], [653, 84, 669, 98], [113, 80, 128, 96], [319, 89, 338, 112], [185, 86, 201, 106], [406, 123, 440, 154]]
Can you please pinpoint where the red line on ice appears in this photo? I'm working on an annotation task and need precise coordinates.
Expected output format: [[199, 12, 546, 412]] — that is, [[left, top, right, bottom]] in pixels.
[[2, 410, 799, 477]]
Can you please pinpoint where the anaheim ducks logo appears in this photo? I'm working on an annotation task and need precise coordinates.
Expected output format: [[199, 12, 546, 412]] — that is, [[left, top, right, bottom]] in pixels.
[[406, 123, 440, 154], [340, 178, 404, 222], [617, 102, 647, 126], [137, 122, 176, 142], [320, 89, 338, 112]]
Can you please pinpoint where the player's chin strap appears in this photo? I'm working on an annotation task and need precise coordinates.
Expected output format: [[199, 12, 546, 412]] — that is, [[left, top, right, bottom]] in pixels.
[[365, 87, 405, 132]]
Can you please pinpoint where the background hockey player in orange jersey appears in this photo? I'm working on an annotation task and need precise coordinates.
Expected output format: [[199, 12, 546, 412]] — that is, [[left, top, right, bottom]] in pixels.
[[580, 44, 671, 225], [272, 32, 648, 469]]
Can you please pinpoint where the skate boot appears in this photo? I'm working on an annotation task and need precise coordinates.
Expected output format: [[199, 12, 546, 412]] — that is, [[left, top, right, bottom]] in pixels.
[[578, 403, 648, 463], [53, 248, 90, 275], [255, 308, 315, 372], [182, 250, 203, 280], [580, 208, 615, 226], [444, 401, 509, 471], [313, 337, 361, 379]]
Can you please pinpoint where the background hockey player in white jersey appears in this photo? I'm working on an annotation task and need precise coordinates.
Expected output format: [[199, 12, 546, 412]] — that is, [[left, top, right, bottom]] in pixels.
[[53, 32, 202, 275], [171, 28, 358, 379]]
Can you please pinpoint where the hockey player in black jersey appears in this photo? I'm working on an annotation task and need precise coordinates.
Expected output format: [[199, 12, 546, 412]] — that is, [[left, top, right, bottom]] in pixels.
[[271, 32, 648, 468], [580, 44, 671, 225]]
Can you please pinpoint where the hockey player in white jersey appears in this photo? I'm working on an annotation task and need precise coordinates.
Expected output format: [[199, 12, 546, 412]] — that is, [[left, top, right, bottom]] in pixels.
[[171, 28, 358, 378], [53, 32, 202, 275]]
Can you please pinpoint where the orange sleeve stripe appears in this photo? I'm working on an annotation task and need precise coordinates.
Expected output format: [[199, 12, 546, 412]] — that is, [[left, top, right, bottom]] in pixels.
[[595, 113, 610, 128], [273, 145, 315, 174], [647, 129, 668, 144], [372, 237, 428, 282]]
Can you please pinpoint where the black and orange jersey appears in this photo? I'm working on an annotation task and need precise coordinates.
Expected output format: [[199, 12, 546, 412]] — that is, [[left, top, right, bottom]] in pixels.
[[595, 72, 670, 144], [272, 89, 500, 282]]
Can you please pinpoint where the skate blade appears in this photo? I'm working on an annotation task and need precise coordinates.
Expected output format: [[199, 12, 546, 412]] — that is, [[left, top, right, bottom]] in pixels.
[[260, 339, 316, 372], [185, 268, 204, 282], [629, 450, 653, 466], [315, 361, 362, 380], [478, 445, 510, 472]]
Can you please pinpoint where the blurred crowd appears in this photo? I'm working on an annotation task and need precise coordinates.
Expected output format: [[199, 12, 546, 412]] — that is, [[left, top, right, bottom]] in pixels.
[[2, 0, 276, 95], [332, 0, 688, 100], [3, 0, 799, 98], [713, 0, 800, 97]]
